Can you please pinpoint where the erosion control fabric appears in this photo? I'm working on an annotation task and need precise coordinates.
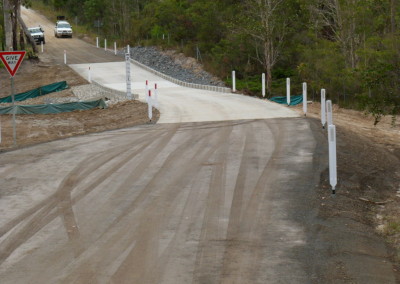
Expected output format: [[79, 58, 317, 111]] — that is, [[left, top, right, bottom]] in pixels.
[[0, 99, 107, 114], [269, 94, 303, 106], [0, 81, 68, 103]]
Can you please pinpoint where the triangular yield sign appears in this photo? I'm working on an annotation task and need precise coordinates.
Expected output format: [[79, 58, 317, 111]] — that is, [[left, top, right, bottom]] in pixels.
[[0, 51, 26, 77]]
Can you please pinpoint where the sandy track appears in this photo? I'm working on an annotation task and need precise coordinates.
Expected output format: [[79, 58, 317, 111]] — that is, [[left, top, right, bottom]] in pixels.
[[0, 6, 397, 284]]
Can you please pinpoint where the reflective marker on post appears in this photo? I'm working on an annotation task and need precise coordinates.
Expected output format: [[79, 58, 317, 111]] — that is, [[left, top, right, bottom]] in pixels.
[[303, 82, 307, 116], [328, 124, 337, 194], [262, 73, 266, 97], [326, 100, 333, 126], [286, 78, 291, 105], [321, 89, 326, 128], [148, 90, 153, 121]]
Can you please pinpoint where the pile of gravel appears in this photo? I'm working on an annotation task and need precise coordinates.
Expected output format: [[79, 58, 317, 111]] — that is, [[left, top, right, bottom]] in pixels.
[[121, 46, 225, 87]]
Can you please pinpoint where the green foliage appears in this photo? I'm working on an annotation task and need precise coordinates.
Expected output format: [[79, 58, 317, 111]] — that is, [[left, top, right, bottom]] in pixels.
[[30, 0, 400, 125]]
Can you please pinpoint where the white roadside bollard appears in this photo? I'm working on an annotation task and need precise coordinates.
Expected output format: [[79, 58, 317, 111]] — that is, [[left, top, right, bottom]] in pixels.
[[64, 50, 67, 64], [286, 78, 291, 105], [262, 73, 266, 97], [154, 83, 159, 108], [328, 124, 337, 195], [303, 82, 307, 116], [125, 53, 131, 99], [232, 70, 236, 92], [321, 89, 326, 128], [104, 39, 107, 51], [127, 44, 130, 56], [326, 100, 333, 126], [88, 66, 91, 83], [96, 37, 99, 48], [148, 90, 153, 121], [114, 42, 117, 55], [41, 41, 44, 53], [145, 80, 149, 103]]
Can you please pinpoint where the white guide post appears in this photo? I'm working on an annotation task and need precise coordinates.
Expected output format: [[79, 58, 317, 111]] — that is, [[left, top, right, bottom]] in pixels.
[[232, 70, 236, 92], [41, 41, 44, 53], [262, 73, 266, 97], [96, 37, 99, 48], [321, 89, 326, 128], [148, 90, 153, 121], [88, 66, 91, 83], [326, 100, 333, 126], [145, 80, 149, 103], [104, 39, 107, 51], [302, 82, 307, 116], [125, 53, 132, 99], [114, 42, 117, 55], [328, 124, 337, 194], [154, 83, 159, 108], [286, 78, 291, 105], [127, 44, 130, 56], [64, 50, 67, 64]]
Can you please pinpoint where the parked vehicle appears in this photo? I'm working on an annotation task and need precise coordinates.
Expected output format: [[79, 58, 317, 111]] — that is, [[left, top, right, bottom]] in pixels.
[[28, 26, 45, 44], [54, 20, 73, 38]]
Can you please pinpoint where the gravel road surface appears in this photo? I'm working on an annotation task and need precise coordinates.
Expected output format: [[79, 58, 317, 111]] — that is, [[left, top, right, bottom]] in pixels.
[[0, 7, 396, 284]]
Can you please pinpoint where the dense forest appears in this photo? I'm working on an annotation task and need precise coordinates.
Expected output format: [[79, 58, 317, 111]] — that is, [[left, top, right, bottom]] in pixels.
[[4, 0, 400, 121]]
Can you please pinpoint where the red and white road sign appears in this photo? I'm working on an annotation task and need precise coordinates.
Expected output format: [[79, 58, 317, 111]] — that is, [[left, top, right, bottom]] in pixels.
[[0, 51, 26, 77]]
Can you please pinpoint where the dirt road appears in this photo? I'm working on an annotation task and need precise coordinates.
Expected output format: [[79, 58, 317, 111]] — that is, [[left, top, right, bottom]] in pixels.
[[0, 7, 398, 284]]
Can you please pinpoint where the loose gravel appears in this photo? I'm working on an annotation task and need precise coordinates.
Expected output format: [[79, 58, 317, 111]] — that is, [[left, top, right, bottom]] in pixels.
[[121, 46, 226, 87]]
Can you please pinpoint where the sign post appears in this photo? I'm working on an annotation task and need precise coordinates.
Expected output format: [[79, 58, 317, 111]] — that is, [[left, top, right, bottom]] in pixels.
[[0, 51, 26, 146]]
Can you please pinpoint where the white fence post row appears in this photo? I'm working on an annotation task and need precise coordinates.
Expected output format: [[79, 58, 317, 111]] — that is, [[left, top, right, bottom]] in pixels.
[[328, 124, 337, 194], [321, 89, 326, 128], [286, 78, 290, 105], [262, 73, 266, 97], [303, 82, 307, 116], [96, 37, 99, 48], [232, 70, 236, 92], [326, 100, 333, 126]]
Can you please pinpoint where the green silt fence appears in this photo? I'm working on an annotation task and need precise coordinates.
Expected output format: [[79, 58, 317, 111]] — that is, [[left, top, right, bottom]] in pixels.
[[0, 81, 69, 103], [269, 94, 303, 106], [0, 99, 107, 114]]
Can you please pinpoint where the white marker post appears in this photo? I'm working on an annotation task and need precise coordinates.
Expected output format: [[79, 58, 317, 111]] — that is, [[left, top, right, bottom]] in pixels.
[[328, 124, 337, 194], [64, 50, 67, 64], [232, 70, 236, 92], [303, 82, 307, 116], [96, 37, 99, 48], [114, 42, 117, 55], [148, 90, 153, 121], [154, 83, 159, 108], [88, 66, 91, 83], [41, 41, 44, 53], [104, 39, 107, 51], [262, 73, 266, 97], [321, 89, 326, 128], [286, 78, 291, 105], [326, 100, 333, 126], [145, 80, 149, 103], [125, 53, 132, 99], [127, 44, 130, 56]]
